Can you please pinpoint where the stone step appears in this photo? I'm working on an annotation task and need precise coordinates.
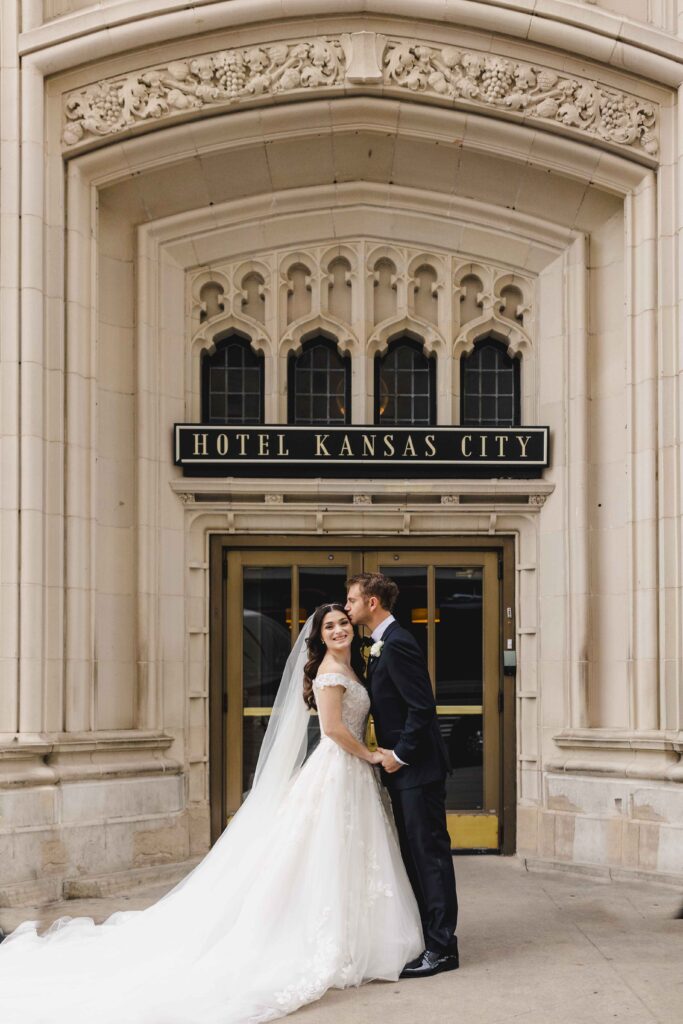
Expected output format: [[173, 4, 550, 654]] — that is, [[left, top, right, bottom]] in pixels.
[[0, 857, 201, 910], [63, 857, 202, 899]]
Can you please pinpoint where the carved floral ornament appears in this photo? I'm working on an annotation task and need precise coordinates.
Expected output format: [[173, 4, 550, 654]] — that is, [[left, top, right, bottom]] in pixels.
[[61, 33, 658, 159]]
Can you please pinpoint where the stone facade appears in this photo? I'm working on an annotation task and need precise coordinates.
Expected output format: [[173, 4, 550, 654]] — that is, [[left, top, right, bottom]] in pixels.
[[1, 0, 683, 904]]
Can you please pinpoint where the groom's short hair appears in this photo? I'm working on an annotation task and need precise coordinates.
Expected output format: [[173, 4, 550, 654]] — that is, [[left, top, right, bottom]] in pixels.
[[346, 572, 399, 611]]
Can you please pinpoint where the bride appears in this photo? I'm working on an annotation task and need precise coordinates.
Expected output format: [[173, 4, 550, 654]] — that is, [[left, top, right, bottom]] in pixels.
[[0, 603, 423, 1023]]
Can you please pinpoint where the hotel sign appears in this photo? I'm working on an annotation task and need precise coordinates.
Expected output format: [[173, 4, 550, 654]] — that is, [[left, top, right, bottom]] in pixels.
[[174, 425, 549, 476]]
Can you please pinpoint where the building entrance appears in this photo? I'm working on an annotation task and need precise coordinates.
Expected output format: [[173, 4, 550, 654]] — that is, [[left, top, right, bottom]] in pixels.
[[209, 539, 514, 853]]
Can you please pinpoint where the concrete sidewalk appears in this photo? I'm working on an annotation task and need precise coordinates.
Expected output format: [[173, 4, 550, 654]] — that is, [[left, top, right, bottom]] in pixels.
[[1, 856, 682, 1022]]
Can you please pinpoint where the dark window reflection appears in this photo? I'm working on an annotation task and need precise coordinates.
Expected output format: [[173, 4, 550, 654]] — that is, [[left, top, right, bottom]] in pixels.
[[378, 565, 428, 660], [242, 567, 291, 708], [439, 713, 483, 810], [435, 567, 483, 811], [435, 568, 483, 706], [202, 331, 264, 424], [288, 336, 350, 425], [298, 567, 349, 621], [375, 338, 436, 426], [460, 337, 520, 427]]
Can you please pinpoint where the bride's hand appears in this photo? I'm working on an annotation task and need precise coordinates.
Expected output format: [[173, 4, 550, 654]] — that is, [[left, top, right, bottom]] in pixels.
[[368, 750, 384, 765]]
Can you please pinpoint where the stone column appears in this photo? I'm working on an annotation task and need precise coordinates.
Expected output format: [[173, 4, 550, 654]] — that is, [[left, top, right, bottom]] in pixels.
[[566, 234, 590, 729], [19, 59, 46, 733], [625, 174, 660, 732], [0, 0, 21, 732], [64, 162, 95, 731]]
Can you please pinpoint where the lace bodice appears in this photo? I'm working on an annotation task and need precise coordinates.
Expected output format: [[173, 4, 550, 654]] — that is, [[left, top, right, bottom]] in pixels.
[[313, 673, 370, 741]]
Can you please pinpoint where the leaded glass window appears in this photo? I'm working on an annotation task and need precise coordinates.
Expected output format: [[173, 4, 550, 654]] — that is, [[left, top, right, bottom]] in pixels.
[[201, 331, 264, 424], [288, 336, 350, 425], [374, 337, 436, 426], [460, 337, 520, 427]]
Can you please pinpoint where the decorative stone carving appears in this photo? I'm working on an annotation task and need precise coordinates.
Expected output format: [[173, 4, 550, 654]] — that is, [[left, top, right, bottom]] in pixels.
[[529, 494, 547, 506], [382, 41, 658, 158], [441, 495, 460, 504], [61, 33, 659, 160], [62, 39, 345, 146], [190, 242, 536, 427], [265, 494, 284, 504], [353, 494, 372, 504]]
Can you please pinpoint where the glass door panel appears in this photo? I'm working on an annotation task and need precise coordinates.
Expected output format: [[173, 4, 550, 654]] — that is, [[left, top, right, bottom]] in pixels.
[[224, 550, 361, 818], [223, 547, 500, 849], [242, 566, 292, 795], [365, 550, 500, 851], [385, 565, 428, 660], [436, 567, 484, 813]]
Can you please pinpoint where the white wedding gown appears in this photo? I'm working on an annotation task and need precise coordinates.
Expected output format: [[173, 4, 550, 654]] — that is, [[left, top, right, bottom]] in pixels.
[[0, 672, 423, 1024]]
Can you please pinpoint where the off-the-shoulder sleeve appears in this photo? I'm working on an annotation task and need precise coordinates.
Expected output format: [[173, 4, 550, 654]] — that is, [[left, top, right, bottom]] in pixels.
[[314, 672, 349, 689]]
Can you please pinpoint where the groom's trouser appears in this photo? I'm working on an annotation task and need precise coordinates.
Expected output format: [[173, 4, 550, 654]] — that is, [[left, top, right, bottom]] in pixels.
[[389, 780, 458, 954]]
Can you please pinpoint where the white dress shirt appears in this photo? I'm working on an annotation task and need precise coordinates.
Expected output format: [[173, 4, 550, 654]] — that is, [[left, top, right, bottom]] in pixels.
[[370, 615, 406, 766], [370, 614, 395, 643]]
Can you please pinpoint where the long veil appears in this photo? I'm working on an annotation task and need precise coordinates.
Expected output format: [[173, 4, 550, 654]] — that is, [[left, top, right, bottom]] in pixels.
[[0, 617, 318, 1023]]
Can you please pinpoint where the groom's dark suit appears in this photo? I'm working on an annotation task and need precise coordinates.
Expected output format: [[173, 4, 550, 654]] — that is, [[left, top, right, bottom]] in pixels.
[[367, 620, 458, 955]]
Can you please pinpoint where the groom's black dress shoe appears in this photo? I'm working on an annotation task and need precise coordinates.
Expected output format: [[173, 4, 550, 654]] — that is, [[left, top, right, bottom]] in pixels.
[[399, 948, 459, 979]]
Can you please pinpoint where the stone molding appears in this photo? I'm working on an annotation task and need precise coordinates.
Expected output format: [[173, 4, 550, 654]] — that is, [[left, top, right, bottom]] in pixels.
[[61, 31, 659, 160], [169, 478, 556, 511], [0, 732, 181, 788], [383, 41, 658, 158]]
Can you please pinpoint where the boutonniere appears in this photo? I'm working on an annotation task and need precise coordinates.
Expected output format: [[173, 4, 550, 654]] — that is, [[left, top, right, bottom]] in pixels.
[[369, 640, 384, 659]]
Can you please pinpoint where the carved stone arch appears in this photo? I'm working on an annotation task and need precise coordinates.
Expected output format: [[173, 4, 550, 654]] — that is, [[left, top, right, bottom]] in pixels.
[[367, 246, 404, 327], [279, 251, 317, 325], [320, 246, 357, 327], [453, 315, 531, 361], [190, 269, 231, 326], [279, 251, 317, 280], [453, 262, 493, 291], [192, 312, 270, 361], [407, 254, 443, 328], [454, 262, 495, 318], [279, 314, 358, 359], [367, 315, 444, 358], [233, 258, 271, 287], [366, 244, 404, 277], [493, 272, 533, 327], [232, 258, 271, 324], [407, 252, 444, 282], [320, 244, 358, 277]]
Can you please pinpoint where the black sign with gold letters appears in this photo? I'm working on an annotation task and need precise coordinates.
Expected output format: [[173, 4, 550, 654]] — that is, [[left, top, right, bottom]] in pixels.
[[174, 425, 549, 477]]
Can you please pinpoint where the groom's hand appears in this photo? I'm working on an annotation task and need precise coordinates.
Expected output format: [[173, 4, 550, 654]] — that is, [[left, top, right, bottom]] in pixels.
[[377, 747, 403, 773]]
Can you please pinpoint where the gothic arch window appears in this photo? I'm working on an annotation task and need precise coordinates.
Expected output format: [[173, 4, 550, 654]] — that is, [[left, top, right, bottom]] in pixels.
[[374, 336, 436, 426], [460, 337, 520, 427], [287, 335, 351, 425], [201, 330, 264, 424]]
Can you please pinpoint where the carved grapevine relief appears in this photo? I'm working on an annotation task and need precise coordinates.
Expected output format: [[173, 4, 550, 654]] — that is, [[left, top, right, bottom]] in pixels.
[[383, 42, 658, 157], [61, 33, 659, 159], [62, 40, 345, 146]]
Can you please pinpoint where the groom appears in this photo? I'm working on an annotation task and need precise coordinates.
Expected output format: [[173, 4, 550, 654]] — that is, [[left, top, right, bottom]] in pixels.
[[345, 572, 459, 979]]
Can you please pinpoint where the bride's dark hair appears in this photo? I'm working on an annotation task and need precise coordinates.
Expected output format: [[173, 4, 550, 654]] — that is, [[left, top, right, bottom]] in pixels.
[[303, 603, 364, 710]]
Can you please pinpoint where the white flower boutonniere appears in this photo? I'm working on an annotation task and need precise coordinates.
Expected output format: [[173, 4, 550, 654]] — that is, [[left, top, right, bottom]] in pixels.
[[369, 640, 384, 659]]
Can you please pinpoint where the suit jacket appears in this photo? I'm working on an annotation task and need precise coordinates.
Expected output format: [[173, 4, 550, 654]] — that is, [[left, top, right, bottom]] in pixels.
[[368, 620, 450, 791]]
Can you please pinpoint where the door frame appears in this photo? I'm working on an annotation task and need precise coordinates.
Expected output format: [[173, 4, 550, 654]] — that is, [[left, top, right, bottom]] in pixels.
[[208, 534, 517, 854]]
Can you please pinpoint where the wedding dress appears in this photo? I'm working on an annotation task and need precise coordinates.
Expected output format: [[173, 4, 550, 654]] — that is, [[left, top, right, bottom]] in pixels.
[[0, 620, 423, 1024]]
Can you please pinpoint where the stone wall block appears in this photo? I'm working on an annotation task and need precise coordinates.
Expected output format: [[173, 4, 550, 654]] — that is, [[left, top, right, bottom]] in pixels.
[[638, 822, 661, 870], [60, 776, 184, 824], [131, 815, 191, 867], [516, 804, 539, 854], [539, 811, 556, 858]]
